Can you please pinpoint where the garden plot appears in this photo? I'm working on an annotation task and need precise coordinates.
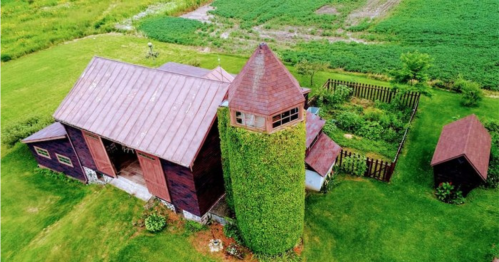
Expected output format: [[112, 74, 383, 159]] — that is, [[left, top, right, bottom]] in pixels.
[[315, 85, 412, 161]]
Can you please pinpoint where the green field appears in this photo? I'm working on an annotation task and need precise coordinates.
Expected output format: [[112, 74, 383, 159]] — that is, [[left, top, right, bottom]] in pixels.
[[0, 0, 210, 62], [2, 34, 498, 261]]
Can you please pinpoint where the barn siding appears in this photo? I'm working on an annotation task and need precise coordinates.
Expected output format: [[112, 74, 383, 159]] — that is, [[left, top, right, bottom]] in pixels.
[[27, 139, 86, 182], [65, 125, 97, 170], [192, 121, 225, 215], [161, 159, 201, 216], [433, 157, 483, 195]]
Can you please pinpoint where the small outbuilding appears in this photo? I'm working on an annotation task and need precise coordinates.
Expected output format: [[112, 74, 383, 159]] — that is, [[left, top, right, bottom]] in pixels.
[[431, 114, 491, 195]]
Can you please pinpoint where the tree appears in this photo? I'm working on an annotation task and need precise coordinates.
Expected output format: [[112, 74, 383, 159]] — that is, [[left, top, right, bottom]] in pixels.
[[391, 51, 433, 87], [295, 59, 329, 87]]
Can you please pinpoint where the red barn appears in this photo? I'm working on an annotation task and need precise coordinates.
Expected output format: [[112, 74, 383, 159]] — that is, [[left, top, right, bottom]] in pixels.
[[24, 44, 340, 221]]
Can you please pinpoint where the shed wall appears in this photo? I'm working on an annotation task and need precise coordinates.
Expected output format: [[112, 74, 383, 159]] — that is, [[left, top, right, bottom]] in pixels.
[[433, 157, 483, 195], [27, 139, 86, 182]]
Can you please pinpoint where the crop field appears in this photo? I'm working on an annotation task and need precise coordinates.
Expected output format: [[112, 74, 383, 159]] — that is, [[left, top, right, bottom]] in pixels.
[[282, 0, 499, 89], [140, 0, 499, 89]]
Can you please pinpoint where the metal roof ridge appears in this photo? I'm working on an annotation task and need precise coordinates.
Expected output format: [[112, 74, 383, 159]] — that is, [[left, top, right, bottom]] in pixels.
[[93, 56, 232, 85]]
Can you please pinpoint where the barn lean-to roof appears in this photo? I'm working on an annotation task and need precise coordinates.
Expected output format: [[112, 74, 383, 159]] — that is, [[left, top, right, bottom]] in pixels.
[[53, 57, 230, 168], [306, 132, 341, 177], [431, 114, 491, 181], [306, 111, 326, 149], [22, 122, 67, 143]]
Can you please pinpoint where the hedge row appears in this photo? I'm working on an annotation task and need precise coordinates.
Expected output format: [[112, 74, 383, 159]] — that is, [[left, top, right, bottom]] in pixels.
[[218, 108, 306, 255]]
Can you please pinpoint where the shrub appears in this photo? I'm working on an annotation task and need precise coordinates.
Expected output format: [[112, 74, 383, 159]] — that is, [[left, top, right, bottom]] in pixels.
[[330, 85, 353, 104], [1, 54, 12, 62], [184, 220, 205, 235], [145, 213, 166, 233], [218, 108, 305, 255], [435, 182, 465, 205], [322, 120, 338, 136], [341, 155, 367, 176], [358, 121, 383, 140], [461, 82, 483, 107], [451, 74, 468, 93], [223, 218, 242, 243], [336, 112, 364, 132], [382, 128, 399, 143], [2, 115, 53, 147], [311, 87, 334, 108]]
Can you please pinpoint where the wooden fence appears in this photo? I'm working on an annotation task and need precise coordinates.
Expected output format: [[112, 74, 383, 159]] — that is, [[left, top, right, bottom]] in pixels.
[[337, 150, 395, 182], [320, 79, 421, 182], [323, 79, 421, 109]]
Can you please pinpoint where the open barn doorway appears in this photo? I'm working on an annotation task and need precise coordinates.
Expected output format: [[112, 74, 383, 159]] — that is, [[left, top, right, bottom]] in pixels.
[[101, 138, 146, 187]]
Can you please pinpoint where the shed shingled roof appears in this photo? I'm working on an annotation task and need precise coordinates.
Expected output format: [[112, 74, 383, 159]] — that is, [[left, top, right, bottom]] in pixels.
[[306, 133, 341, 177], [306, 111, 325, 148], [431, 114, 491, 181], [53, 57, 230, 168], [22, 122, 67, 143], [228, 43, 305, 116]]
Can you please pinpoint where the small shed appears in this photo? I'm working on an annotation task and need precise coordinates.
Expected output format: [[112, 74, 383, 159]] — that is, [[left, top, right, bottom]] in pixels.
[[431, 114, 491, 194], [22, 122, 86, 182]]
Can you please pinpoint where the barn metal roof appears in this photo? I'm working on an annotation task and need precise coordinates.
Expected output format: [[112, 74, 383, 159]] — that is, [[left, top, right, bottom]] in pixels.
[[306, 111, 325, 148], [305, 132, 341, 177], [22, 122, 67, 143], [158, 62, 211, 77], [228, 43, 305, 116], [431, 114, 491, 181], [53, 57, 230, 168]]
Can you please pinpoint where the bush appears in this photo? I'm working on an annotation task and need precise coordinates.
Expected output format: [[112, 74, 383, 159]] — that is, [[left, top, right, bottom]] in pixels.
[[2, 115, 53, 147], [330, 85, 352, 104], [451, 74, 468, 93], [311, 87, 334, 108], [363, 108, 383, 122], [145, 214, 166, 233], [341, 156, 368, 176], [1, 54, 12, 62], [382, 128, 400, 143], [336, 112, 364, 132], [184, 220, 205, 235], [357, 121, 383, 140], [35, 168, 81, 185], [461, 82, 483, 107], [435, 182, 465, 205], [223, 218, 242, 243], [218, 108, 305, 255]]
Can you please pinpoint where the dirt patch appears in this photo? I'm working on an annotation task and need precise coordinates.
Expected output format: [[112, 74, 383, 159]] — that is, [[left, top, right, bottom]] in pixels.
[[191, 224, 257, 261], [180, 4, 215, 23], [315, 5, 340, 15], [346, 0, 401, 26]]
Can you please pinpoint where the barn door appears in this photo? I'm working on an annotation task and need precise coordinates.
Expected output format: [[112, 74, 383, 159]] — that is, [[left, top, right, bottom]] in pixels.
[[82, 131, 116, 177], [136, 151, 171, 202]]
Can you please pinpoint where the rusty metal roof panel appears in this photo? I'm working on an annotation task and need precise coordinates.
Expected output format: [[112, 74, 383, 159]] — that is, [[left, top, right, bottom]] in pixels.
[[22, 122, 67, 143], [306, 111, 326, 148], [431, 114, 491, 180], [305, 132, 341, 177], [158, 62, 211, 77], [54, 57, 230, 168]]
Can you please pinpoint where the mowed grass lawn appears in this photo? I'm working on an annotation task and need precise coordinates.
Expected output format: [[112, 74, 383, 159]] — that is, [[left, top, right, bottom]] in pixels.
[[2, 34, 498, 261]]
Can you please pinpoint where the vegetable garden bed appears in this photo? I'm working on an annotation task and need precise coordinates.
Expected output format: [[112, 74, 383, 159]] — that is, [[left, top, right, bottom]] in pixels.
[[312, 79, 420, 182]]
